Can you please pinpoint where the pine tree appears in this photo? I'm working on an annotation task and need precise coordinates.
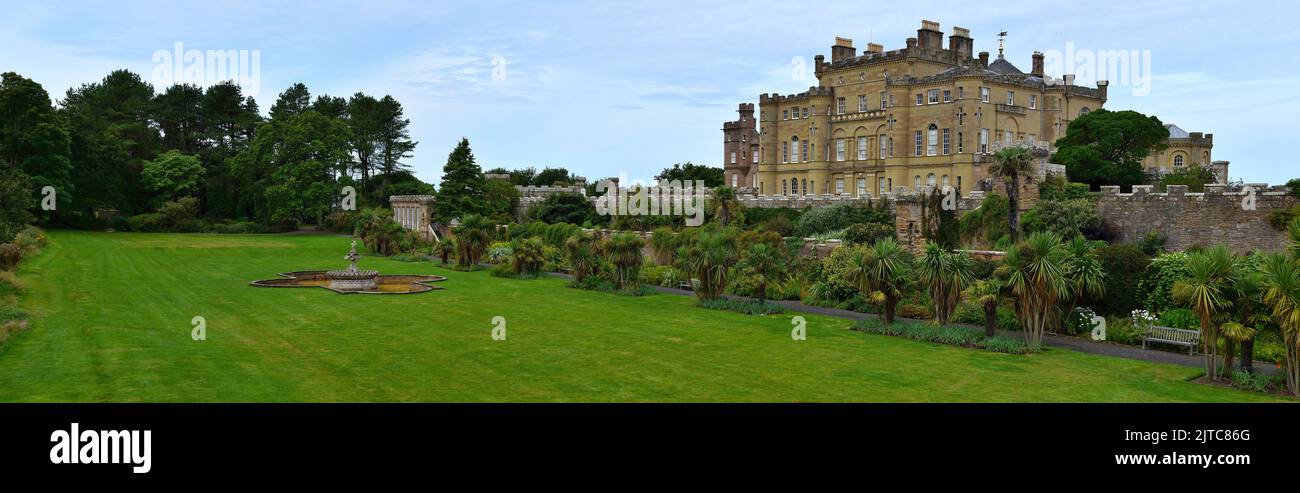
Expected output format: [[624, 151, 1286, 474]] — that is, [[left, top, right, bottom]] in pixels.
[[436, 138, 485, 223]]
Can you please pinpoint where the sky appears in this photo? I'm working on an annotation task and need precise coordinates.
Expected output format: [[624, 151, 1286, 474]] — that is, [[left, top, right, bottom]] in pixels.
[[3, 0, 1298, 185]]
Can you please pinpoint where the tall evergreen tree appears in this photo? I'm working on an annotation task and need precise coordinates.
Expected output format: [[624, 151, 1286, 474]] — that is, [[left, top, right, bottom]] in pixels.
[[0, 72, 73, 221], [376, 95, 416, 194], [436, 138, 485, 222], [268, 83, 311, 121]]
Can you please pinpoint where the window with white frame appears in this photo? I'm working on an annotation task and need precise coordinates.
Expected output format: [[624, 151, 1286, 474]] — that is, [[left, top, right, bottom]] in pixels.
[[857, 136, 868, 160], [879, 134, 887, 158], [802, 179, 808, 195], [888, 137, 894, 157], [915, 93, 923, 105], [858, 95, 868, 112], [1028, 95, 1037, 109], [979, 129, 988, 153], [836, 98, 846, 115], [801, 140, 808, 162], [926, 173, 936, 188], [943, 90, 951, 102], [928, 89, 939, 104], [730, 151, 736, 164], [914, 175, 921, 191], [835, 138, 845, 161], [783, 110, 788, 120], [915, 130, 923, 156], [980, 87, 990, 103], [942, 175, 950, 189], [792, 137, 800, 163], [927, 124, 938, 156], [879, 177, 887, 195], [942, 128, 950, 155], [1006, 91, 1015, 106], [752, 150, 758, 163], [1004, 131, 1012, 144], [731, 174, 737, 187], [802, 108, 809, 118], [957, 131, 964, 153], [857, 178, 866, 196], [880, 92, 887, 109], [835, 178, 844, 194], [782, 142, 788, 163]]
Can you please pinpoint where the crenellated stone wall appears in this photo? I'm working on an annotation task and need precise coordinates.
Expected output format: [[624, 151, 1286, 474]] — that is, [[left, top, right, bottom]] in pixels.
[[1096, 183, 1296, 253]]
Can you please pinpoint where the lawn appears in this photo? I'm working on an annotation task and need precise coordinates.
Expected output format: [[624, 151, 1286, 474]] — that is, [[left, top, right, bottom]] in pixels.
[[0, 230, 1285, 402]]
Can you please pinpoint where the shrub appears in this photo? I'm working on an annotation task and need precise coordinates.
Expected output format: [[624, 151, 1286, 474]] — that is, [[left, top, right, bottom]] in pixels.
[[793, 202, 892, 237], [1105, 316, 1144, 346], [1095, 243, 1150, 316], [1136, 252, 1191, 312], [0, 244, 23, 271], [487, 242, 513, 264], [567, 275, 655, 296], [842, 223, 894, 245], [126, 212, 167, 232], [388, 253, 427, 263], [1231, 371, 1275, 394], [697, 299, 786, 315], [1157, 308, 1197, 330], [12, 226, 47, 253], [1064, 307, 1101, 336], [512, 237, 546, 277], [854, 318, 1032, 354], [761, 214, 795, 237], [489, 263, 518, 278], [322, 210, 357, 234]]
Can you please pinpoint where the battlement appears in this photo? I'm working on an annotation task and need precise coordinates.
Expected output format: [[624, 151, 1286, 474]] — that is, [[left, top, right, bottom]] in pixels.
[[1097, 183, 1297, 253]]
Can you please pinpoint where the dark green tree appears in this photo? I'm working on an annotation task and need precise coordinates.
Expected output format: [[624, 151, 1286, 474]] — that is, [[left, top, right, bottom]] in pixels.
[[435, 138, 485, 222], [655, 162, 723, 187], [268, 83, 311, 121], [1052, 109, 1169, 190], [0, 72, 73, 221], [533, 166, 574, 186]]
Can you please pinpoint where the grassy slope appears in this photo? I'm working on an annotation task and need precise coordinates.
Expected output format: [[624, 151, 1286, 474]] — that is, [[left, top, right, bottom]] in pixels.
[[0, 230, 1284, 403]]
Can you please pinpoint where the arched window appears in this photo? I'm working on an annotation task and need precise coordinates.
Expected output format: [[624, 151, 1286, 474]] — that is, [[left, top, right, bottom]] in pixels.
[[942, 175, 950, 189], [914, 176, 921, 191], [927, 124, 938, 156], [790, 137, 800, 163], [801, 179, 808, 196], [926, 173, 937, 188], [1203, 151, 1210, 163], [1173, 155, 1184, 167], [1079, 107, 1091, 116]]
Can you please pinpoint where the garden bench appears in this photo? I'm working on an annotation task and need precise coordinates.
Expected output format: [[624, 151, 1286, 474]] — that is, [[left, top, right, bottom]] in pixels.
[[1142, 326, 1200, 355], [678, 279, 700, 291]]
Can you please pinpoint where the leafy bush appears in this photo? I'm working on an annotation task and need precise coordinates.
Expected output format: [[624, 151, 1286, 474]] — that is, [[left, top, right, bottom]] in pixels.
[[1095, 243, 1150, 316], [12, 226, 47, 253], [842, 223, 894, 245], [489, 263, 519, 278], [1021, 198, 1100, 239], [126, 212, 167, 232], [1136, 252, 1190, 312], [486, 242, 513, 264], [697, 299, 786, 315], [1231, 371, 1275, 393], [1104, 316, 1144, 345], [1064, 307, 1101, 336], [567, 275, 656, 296], [388, 253, 427, 263], [1157, 308, 1197, 330], [793, 202, 892, 237]]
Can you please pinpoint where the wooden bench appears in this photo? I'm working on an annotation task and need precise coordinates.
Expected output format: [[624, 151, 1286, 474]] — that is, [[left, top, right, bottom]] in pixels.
[[1142, 326, 1200, 355], [678, 279, 700, 291]]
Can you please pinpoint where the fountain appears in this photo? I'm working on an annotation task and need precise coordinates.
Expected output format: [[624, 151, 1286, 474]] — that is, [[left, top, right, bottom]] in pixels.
[[326, 241, 379, 291], [250, 241, 446, 294]]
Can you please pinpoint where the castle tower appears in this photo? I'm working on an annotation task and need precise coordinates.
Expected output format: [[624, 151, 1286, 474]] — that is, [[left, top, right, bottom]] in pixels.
[[722, 102, 759, 189]]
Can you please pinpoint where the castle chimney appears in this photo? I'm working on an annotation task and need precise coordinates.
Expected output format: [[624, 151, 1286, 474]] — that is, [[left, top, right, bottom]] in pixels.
[[978, 51, 989, 68], [948, 26, 973, 59], [917, 20, 943, 50], [1096, 79, 1108, 102], [813, 54, 825, 77], [866, 42, 884, 55], [1031, 51, 1044, 76], [831, 37, 856, 63], [906, 37, 918, 50]]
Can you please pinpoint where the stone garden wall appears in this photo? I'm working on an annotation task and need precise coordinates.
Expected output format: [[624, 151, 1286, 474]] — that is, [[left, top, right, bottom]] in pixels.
[[1096, 183, 1296, 254]]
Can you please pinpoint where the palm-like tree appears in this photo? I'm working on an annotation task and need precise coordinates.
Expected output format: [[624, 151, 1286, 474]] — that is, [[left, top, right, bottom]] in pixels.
[[917, 242, 973, 325], [1259, 251, 1300, 396], [649, 227, 676, 265], [434, 237, 456, 265], [740, 241, 785, 304], [1228, 263, 1267, 374], [711, 186, 744, 227], [453, 214, 491, 268], [1059, 236, 1107, 332], [602, 232, 645, 289], [846, 237, 914, 325], [678, 228, 737, 300], [1218, 322, 1256, 376], [988, 147, 1035, 243], [512, 237, 546, 277], [965, 278, 1004, 337], [1172, 245, 1237, 380], [564, 232, 599, 283], [997, 231, 1071, 349]]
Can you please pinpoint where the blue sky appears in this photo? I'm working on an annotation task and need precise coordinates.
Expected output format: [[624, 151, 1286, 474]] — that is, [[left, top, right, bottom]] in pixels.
[[3, 0, 1298, 185]]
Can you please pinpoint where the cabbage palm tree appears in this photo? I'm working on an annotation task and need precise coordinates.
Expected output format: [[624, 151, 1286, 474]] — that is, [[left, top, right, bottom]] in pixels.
[[711, 186, 744, 227], [1218, 322, 1255, 377], [846, 237, 914, 325], [1228, 263, 1267, 374], [917, 242, 973, 325], [1059, 236, 1106, 332], [678, 227, 737, 300], [602, 232, 645, 289], [965, 278, 1004, 337], [740, 241, 785, 304], [988, 147, 1035, 242], [564, 232, 599, 283], [1172, 245, 1237, 380], [1259, 251, 1300, 396], [453, 214, 491, 268], [512, 237, 546, 277], [434, 237, 455, 265], [997, 231, 1071, 349]]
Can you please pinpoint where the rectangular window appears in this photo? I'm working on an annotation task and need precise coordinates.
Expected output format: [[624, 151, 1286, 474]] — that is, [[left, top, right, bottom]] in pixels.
[[835, 178, 844, 194], [802, 108, 809, 118], [1004, 131, 1013, 144], [915, 93, 923, 105], [879, 177, 887, 195], [857, 136, 868, 160], [1029, 95, 1037, 109], [857, 178, 866, 196], [1006, 91, 1015, 106], [782, 110, 788, 120], [942, 128, 951, 155], [782, 142, 788, 163], [957, 86, 964, 98], [980, 87, 990, 103], [943, 90, 951, 102], [731, 174, 737, 187], [979, 129, 988, 153], [835, 138, 845, 161], [880, 92, 887, 109], [836, 98, 846, 115], [888, 137, 894, 157], [914, 130, 923, 156], [928, 89, 939, 104], [957, 131, 964, 153], [858, 95, 868, 112], [879, 134, 887, 158], [958, 107, 965, 126], [730, 151, 736, 164], [801, 141, 808, 162], [752, 150, 758, 163]]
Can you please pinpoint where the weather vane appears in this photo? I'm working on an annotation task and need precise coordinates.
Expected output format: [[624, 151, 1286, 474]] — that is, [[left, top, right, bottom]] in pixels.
[[998, 30, 1008, 58]]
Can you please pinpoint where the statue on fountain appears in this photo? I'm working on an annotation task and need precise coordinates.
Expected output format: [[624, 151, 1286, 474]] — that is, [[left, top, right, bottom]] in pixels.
[[325, 240, 379, 291], [345, 240, 361, 273]]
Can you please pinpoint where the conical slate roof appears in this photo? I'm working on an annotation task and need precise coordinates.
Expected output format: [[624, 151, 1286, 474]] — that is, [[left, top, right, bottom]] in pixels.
[[987, 56, 1024, 76]]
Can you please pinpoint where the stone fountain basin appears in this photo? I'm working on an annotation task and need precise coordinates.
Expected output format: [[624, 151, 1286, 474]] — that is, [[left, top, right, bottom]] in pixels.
[[250, 271, 446, 294]]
